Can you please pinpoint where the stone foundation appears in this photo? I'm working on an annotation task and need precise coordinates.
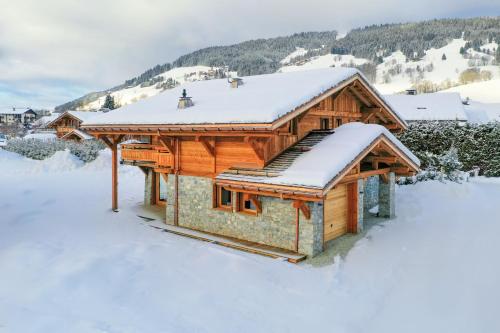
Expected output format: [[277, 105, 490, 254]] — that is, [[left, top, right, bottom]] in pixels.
[[162, 174, 323, 256]]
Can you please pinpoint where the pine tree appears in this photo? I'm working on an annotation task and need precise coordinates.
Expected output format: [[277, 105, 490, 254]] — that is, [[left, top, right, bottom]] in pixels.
[[442, 53, 447, 60], [496, 47, 500, 63], [103, 94, 116, 110]]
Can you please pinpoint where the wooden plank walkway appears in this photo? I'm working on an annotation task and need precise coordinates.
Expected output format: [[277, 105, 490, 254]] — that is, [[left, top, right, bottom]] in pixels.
[[142, 219, 307, 263]]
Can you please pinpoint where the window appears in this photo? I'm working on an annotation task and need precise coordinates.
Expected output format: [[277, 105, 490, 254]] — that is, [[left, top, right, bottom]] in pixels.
[[237, 193, 261, 215], [336, 118, 343, 128], [214, 185, 233, 210], [320, 118, 330, 130], [289, 118, 298, 135]]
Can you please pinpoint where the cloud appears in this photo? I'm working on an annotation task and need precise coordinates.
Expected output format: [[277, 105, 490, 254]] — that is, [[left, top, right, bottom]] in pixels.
[[0, 0, 498, 108]]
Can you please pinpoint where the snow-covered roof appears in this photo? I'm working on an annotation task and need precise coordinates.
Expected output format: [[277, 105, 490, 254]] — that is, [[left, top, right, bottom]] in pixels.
[[67, 111, 103, 123], [384, 93, 467, 121], [62, 129, 94, 140], [47, 110, 103, 127], [0, 107, 34, 115], [217, 123, 420, 189], [84, 68, 403, 126], [464, 101, 500, 124]]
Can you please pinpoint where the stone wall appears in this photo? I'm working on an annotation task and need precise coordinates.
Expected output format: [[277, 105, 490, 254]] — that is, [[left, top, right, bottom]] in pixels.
[[163, 174, 324, 256], [144, 169, 154, 206], [379, 172, 396, 218], [363, 175, 379, 214]]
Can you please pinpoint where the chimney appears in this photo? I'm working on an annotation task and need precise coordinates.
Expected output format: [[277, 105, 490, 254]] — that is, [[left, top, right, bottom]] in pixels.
[[178, 88, 194, 109], [228, 77, 243, 88]]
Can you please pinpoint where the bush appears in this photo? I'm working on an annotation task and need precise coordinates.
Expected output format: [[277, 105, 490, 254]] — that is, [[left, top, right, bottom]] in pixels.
[[397, 121, 500, 177], [4, 138, 105, 163]]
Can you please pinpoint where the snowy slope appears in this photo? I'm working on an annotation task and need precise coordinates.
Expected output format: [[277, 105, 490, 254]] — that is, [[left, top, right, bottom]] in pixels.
[[75, 38, 499, 111], [375, 39, 500, 94], [279, 38, 499, 103], [279, 53, 368, 73], [440, 79, 500, 103], [81, 65, 225, 110], [1, 149, 500, 332]]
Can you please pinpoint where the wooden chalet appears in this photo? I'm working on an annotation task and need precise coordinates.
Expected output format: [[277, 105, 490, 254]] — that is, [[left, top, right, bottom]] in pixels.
[[47, 111, 102, 141], [82, 68, 420, 258]]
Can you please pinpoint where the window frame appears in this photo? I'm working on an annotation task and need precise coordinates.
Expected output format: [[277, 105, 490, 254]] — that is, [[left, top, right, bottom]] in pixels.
[[214, 185, 233, 211], [236, 193, 261, 216]]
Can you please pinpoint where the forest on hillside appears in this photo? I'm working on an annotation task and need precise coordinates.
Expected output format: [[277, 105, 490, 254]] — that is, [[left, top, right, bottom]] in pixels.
[[57, 17, 500, 112]]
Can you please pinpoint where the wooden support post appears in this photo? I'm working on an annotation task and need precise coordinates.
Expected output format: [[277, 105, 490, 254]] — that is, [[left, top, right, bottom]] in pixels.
[[111, 140, 119, 212], [174, 138, 180, 226]]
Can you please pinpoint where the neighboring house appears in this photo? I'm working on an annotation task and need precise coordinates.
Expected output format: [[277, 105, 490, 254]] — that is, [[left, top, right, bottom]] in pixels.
[[46, 111, 102, 141], [384, 92, 468, 122], [0, 107, 37, 125], [463, 101, 500, 124], [82, 68, 420, 259]]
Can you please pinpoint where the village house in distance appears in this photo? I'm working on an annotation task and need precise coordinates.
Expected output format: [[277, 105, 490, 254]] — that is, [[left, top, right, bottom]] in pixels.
[[46, 110, 103, 141], [82, 68, 420, 260]]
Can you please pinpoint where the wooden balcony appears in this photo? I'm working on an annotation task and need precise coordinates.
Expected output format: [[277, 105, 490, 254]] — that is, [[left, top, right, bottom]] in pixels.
[[120, 143, 174, 169]]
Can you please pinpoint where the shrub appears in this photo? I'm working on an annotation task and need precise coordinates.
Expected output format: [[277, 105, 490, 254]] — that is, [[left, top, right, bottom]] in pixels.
[[4, 138, 105, 163], [397, 121, 500, 177]]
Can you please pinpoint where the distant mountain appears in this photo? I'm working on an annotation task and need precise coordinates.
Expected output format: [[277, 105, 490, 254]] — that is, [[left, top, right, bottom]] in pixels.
[[57, 17, 500, 112]]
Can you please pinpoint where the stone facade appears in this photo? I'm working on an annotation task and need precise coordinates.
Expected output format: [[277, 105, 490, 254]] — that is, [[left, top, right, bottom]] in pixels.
[[161, 174, 324, 256], [144, 169, 154, 206], [378, 172, 396, 218], [142, 171, 397, 257], [363, 175, 379, 215]]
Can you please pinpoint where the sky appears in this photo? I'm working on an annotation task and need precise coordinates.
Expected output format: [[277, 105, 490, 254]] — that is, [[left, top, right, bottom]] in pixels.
[[0, 0, 499, 110]]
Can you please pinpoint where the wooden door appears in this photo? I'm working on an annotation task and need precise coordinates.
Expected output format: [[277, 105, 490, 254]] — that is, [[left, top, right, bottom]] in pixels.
[[324, 184, 349, 242]]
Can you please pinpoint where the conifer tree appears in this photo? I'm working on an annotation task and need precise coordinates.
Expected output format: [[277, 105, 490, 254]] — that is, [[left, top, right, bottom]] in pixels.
[[442, 53, 447, 60], [103, 94, 116, 110]]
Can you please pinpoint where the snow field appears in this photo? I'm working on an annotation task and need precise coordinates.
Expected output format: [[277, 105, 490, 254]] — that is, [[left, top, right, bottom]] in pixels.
[[0, 149, 499, 332]]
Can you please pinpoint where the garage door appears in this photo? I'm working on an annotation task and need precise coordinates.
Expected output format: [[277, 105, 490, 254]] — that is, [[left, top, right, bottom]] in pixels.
[[324, 184, 349, 242]]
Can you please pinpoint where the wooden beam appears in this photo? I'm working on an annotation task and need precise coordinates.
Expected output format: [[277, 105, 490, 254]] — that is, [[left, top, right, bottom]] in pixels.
[[339, 167, 391, 184], [364, 156, 398, 164], [199, 138, 215, 157], [348, 86, 372, 106], [158, 136, 175, 154], [100, 135, 113, 149], [380, 173, 389, 183], [245, 137, 265, 161], [361, 107, 381, 122], [293, 200, 311, 220], [249, 195, 262, 213]]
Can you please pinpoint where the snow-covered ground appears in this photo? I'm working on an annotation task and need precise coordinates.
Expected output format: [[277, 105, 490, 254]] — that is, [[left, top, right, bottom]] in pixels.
[[1, 149, 500, 332]]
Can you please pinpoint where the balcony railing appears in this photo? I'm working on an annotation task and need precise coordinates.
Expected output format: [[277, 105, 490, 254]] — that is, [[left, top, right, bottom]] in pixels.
[[121, 143, 174, 169]]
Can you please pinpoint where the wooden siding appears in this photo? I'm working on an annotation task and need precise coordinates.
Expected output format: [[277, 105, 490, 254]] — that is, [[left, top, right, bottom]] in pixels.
[[324, 184, 349, 242], [179, 140, 214, 175], [215, 138, 262, 173]]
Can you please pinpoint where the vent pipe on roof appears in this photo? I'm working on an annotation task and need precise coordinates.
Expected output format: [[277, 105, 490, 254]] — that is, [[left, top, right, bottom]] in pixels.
[[228, 77, 243, 88], [178, 89, 194, 109]]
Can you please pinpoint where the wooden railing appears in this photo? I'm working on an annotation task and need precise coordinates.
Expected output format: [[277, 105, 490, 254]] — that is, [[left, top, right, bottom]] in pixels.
[[121, 144, 174, 168]]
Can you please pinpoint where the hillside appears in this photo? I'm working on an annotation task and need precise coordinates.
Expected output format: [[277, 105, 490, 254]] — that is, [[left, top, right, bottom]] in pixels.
[[57, 17, 500, 112]]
